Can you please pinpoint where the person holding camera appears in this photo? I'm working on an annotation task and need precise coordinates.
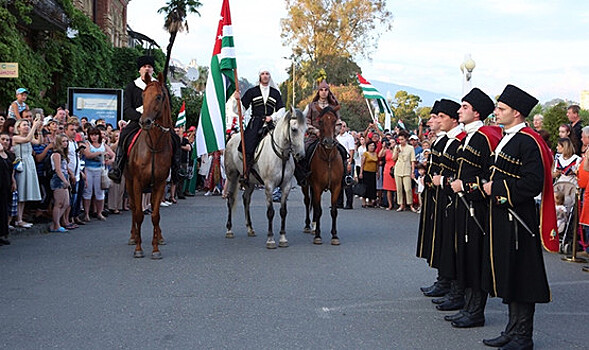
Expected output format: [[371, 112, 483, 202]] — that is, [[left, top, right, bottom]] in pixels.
[[379, 138, 397, 210]]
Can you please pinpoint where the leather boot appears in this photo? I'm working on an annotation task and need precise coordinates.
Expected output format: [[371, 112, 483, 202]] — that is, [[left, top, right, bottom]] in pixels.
[[499, 303, 534, 350], [444, 310, 465, 322], [436, 281, 465, 311], [423, 277, 451, 297], [432, 295, 449, 304], [108, 144, 126, 184], [294, 158, 310, 187], [483, 302, 518, 347], [451, 288, 485, 328]]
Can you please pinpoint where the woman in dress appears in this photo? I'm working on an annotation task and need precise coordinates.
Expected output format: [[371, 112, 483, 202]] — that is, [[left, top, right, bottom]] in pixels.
[[379, 138, 397, 210], [392, 131, 417, 212], [12, 118, 43, 228], [359, 141, 378, 208], [49, 134, 71, 232]]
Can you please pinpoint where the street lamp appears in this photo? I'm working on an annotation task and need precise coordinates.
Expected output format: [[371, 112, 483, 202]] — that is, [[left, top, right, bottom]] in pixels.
[[460, 54, 476, 95]]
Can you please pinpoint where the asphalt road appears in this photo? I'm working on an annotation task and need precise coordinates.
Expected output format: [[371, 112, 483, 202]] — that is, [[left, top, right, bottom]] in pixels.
[[1, 189, 587, 349]]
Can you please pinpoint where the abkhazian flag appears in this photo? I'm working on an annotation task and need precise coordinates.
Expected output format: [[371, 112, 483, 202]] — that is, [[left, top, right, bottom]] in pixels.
[[196, 0, 236, 156], [357, 73, 393, 115], [175, 101, 186, 127]]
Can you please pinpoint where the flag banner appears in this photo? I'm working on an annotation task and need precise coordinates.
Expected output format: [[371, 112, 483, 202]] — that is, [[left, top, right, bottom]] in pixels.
[[397, 119, 406, 130], [175, 101, 186, 127], [196, 0, 237, 156], [357, 73, 393, 115]]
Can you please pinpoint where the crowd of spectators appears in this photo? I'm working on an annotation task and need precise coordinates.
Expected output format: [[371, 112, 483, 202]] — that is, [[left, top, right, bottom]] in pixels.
[[0, 87, 201, 246]]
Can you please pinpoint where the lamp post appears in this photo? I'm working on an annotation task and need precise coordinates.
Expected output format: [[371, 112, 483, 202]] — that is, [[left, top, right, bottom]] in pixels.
[[460, 54, 476, 95]]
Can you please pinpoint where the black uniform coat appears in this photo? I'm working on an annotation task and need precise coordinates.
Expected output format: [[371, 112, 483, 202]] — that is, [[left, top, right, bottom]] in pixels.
[[120, 78, 146, 143], [482, 129, 551, 303], [454, 127, 500, 290], [416, 134, 449, 266], [436, 130, 465, 279], [241, 86, 284, 155]]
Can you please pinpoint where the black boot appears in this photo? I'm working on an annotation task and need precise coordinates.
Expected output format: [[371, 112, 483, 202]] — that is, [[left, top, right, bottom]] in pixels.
[[451, 288, 486, 328], [436, 280, 465, 311], [241, 153, 254, 184], [337, 143, 349, 187], [498, 303, 534, 350], [423, 277, 451, 297], [444, 311, 466, 322], [421, 273, 442, 293], [294, 158, 310, 187], [108, 145, 126, 184], [483, 302, 518, 347], [170, 133, 186, 184]]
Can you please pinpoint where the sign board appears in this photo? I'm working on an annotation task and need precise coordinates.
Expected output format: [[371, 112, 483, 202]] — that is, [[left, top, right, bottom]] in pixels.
[[67, 88, 123, 129], [0, 63, 18, 78]]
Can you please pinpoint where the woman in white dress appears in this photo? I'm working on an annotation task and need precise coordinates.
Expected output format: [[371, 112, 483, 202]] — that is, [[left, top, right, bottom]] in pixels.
[[12, 117, 43, 228]]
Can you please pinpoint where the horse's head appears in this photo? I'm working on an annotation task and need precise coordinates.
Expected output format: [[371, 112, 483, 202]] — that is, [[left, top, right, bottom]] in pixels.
[[287, 107, 307, 161], [140, 72, 171, 130], [317, 104, 340, 149]]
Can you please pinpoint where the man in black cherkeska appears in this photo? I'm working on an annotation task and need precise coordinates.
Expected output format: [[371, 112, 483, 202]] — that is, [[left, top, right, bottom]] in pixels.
[[108, 56, 183, 184], [237, 68, 285, 182], [481, 85, 555, 350], [446, 88, 501, 328]]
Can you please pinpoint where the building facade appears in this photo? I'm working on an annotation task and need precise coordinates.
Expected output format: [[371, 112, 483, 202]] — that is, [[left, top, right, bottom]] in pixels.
[[72, 0, 130, 48]]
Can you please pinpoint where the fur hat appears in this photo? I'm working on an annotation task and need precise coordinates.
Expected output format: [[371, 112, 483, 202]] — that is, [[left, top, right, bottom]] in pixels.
[[497, 84, 539, 118], [137, 56, 155, 70], [437, 99, 461, 120], [462, 88, 495, 119]]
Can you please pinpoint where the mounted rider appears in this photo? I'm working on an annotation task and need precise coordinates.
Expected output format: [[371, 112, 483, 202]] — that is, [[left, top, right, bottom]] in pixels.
[[237, 68, 285, 183], [108, 55, 184, 184], [294, 80, 349, 186]]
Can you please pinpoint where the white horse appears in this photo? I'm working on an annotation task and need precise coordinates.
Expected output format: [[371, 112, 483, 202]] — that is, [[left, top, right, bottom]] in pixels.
[[224, 109, 307, 249]]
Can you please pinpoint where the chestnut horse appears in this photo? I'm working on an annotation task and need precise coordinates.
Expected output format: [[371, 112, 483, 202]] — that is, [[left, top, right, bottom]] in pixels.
[[125, 72, 173, 259], [302, 105, 344, 245]]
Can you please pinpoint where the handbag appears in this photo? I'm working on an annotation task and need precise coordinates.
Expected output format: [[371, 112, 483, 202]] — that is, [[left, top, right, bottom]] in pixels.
[[352, 182, 366, 197], [101, 166, 111, 190], [13, 157, 23, 172], [389, 165, 395, 178]]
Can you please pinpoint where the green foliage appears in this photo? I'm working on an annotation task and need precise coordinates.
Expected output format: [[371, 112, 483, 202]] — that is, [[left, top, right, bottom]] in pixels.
[[0, 0, 168, 115], [391, 90, 422, 131], [543, 102, 569, 151]]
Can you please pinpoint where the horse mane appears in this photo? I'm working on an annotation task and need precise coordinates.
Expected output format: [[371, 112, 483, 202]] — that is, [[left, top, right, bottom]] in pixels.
[[142, 72, 173, 129]]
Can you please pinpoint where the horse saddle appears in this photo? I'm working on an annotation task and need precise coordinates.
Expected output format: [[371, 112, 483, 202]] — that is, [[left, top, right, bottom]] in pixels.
[[127, 129, 142, 157]]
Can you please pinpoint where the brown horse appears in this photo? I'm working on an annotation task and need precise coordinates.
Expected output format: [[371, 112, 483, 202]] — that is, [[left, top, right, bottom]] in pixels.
[[302, 105, 343, 245], [125, 72, 173, 259]]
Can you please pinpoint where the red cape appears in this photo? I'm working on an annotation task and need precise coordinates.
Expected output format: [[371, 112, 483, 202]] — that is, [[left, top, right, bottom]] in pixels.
[[521, 127, 559, 252], [478, 125, 502, 151]]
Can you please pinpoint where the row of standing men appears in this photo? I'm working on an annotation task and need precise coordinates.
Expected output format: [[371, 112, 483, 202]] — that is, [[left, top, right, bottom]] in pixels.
[[416, 85, 557, 350]]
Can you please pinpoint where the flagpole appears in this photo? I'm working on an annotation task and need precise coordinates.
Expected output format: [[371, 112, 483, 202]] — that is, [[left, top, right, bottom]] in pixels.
[[365, 98, 378, 125], [233, 69, 247, 175]]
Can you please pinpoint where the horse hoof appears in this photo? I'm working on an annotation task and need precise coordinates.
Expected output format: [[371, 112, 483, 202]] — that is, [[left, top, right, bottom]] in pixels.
[[266, 241, 277, 249], [128, 239, 136, 245], [303, 227, 312, 234], [248, 230, 256, 237], [226, 231, 235, 239], [278, 241, 289, 248], [313, 237, 322, 245], [158, 238, 166, 245], [151, 251, 162, 260], [331, 238, 340, 246], [133, 250, 144, 258]]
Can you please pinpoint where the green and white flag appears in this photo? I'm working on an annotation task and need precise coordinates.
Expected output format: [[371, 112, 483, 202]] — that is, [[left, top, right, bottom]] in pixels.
[[357, 73, 393, 115], [196, 0, 236, 156], [175, 101, 186, 127]]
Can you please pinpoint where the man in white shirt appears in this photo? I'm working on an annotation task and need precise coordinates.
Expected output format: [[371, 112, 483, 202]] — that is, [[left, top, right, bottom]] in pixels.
[[336, 121, 355, 209]]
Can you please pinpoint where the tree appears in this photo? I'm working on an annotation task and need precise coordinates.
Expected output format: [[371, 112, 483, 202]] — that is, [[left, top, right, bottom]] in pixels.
[[280, 0, 392, 106], [391, 90, 422, 130], [281, 0, 392, 62], [158, 0, 202, 82], [543, 102, 569, 151]]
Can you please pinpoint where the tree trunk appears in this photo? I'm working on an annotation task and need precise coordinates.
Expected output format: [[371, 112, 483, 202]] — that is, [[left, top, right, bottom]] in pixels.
[[162, 30, 178, 84]]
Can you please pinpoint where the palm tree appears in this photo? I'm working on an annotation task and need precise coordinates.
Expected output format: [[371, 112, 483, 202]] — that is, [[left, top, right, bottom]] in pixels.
[[158, 0, 202, 83]]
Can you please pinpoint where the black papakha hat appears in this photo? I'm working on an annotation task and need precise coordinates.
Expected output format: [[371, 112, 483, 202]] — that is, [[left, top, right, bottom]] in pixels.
[[430, 100, 440, 115], [437, 99, 460, 120], [497, 84, 538, 118], [462, 88, 495, 119], [137, 56, 155, 70]]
